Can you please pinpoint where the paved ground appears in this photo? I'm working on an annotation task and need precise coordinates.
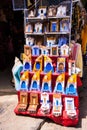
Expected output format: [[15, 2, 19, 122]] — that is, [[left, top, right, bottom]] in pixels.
[[0, 67, 87, 130]]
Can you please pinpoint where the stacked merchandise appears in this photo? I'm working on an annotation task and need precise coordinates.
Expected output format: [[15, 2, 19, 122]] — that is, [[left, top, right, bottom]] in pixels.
[[13, 0, 82, 127]]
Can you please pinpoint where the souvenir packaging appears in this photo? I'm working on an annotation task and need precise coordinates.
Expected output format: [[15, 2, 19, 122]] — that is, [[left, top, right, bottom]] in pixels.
[[57, 57, 65, 73], [30, 71, 40, 91], [51, 45, 58, 56], [65, 74, 77, 95], [44, 55, 54, 73], [48, 6, 57, 17], [54, 73, 65, 93], [41, 71, 52, 92], [37, 6, 47, 18], [28, 10, 35, 18], [60, 44, 69, 56], [28, 93, 39, 113], [52, 93, 62, 116], [34, 22, 43, 33], [50, 21, 59, 32], [25, 23, 33, 33], [60, 19, 69, 32], [65, 97, 77, 119], [17, 91, 28, 112], [47, 37, 56, 47], [56, 5, 66, 16], [26, 37, 34, 46], [33, 55, 43, 72], [20, 71, 29, 91], [68, 60, 76, 75], [40, 92, 51, 114]]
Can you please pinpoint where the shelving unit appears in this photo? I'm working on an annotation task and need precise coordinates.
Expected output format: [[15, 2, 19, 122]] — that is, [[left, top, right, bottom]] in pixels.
[[24, 0, 72, 47]]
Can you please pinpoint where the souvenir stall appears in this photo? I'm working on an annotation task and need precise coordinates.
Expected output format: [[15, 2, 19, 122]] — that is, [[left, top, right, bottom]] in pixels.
[[12, 0, 82, 127]]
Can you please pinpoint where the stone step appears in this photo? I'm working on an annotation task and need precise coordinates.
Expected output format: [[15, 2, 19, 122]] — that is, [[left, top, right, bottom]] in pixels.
[[82, 118, 87, 130]]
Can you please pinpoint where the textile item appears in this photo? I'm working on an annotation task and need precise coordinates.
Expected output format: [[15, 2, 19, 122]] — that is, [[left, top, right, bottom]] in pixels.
[[12, 57, 23, 90], [81, 25, 87, 55], [70, 42, 83, 77]]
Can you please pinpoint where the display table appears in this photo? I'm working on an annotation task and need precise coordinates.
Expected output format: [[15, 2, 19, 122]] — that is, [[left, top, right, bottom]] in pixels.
[[14, 71, 82, 126]]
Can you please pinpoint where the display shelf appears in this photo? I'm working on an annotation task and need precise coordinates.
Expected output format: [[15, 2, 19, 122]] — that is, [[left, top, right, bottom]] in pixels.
[[25, 32, 70, 35], [25, 32, 44, 35], [45, 32, 70, 35], [14, 91, 79, 126], [24, 0, 72, 45], [25, 16, 70, 20], [13, 0, 82, 127]]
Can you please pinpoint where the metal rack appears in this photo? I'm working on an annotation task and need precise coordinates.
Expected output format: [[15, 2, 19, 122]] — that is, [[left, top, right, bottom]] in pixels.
[[24, 0, 72, 46]]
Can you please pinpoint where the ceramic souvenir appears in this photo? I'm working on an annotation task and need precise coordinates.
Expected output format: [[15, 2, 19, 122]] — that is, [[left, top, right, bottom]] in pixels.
[[26, 37, 34, 46], [33, 55, 43, 72], [40, 92, 51, 114], [20, 71, 29, 91], [44, 55, 54, 73], [65, 74, 77, 95], [54, 73, 65, 93], [17, 91, 28, 112], [41, 71, 52, 92], [60, 44, 69, 56], [52, 93, 62, 116], [37, 6, 47, 18], [28, 93, 39, 113], [30, 71, 40, 91]]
